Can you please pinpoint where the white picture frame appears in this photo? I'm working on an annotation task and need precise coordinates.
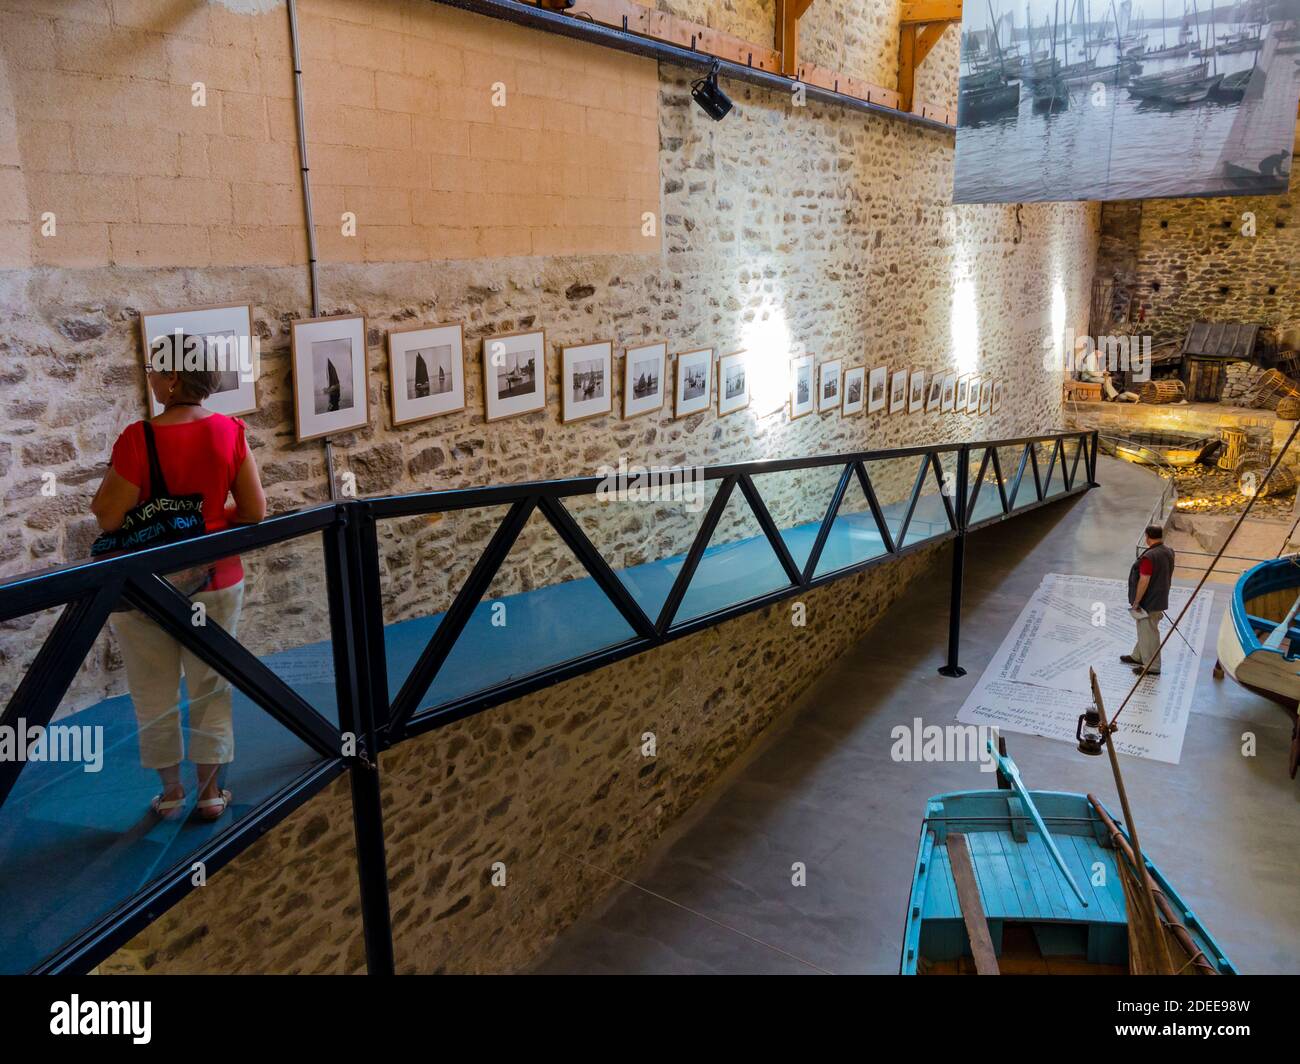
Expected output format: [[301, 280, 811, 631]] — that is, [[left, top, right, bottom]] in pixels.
[[562, 340, 613, 424], [675, 348, 713, 417], [818, 359, 842, 412], [867, 366, 888, 414], [979, 377, 994, 414], [388, 321, 465, 426], [718, 351, 750, 416], [790, 355, 815, 419], [483, 329, 546, 422], [966, 374, 981, 414], [842, 366, 865, 415], [941, 372, 957, 412], [141, 302, 257, 418], [925, 372, 944, 412], [290, 314, 370, 443], [889, 368, 908, 414], [908, 369, 926, 413], [623, 341, 667, 419]]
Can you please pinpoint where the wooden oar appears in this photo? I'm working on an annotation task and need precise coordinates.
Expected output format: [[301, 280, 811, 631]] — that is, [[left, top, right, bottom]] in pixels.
[[985, 738, 1089, 906], [1263, 589, 1300, 650]]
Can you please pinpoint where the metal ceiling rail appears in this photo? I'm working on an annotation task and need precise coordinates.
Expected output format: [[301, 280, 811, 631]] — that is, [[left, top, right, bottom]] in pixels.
[[429, 0, 957, 134], [0, 430, 1098, 975]]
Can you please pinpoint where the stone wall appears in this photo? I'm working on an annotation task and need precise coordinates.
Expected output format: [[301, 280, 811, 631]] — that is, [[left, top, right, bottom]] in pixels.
[[0, 0, 1099, 972], [1093, 168, 1300, 350]]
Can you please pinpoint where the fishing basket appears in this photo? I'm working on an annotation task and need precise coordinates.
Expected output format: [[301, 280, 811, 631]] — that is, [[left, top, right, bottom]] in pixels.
[[1246, 368, 1300, 410], [1138, 379, 1185, 404], [1277, 395, 1300, 421], [1235, 456, 1296, 498]]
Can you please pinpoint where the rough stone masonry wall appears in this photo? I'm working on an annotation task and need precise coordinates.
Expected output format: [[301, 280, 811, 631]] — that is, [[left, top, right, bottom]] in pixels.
[[0, 0, 1097, 972], [1093, 172, 1300, 350]]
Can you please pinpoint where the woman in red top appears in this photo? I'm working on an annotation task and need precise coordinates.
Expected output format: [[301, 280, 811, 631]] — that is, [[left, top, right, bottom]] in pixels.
[[92, 355, 266, 822]]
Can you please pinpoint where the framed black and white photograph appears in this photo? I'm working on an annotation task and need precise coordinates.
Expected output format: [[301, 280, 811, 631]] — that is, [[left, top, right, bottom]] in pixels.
[[954, 374, 970, 413], [908, 369, 926, 413], [818, 359, 842, 413], [941, 372, 957, 412], [388, 322, 465, 426], [979, 377, 994, 414], [290, 314, 369, 442], [868, 366, 888, 414], [141, 303, 257, 419], [483, 329, 546, 422], [842, 366, 865, 415], [562, 340, 613, 424], [992, 379, 1003, 413], [889, 368, 908, 414], [624, 341, 667, 419], [925, 373, 944, 412], [790, 355, 815, 419], [675, 348, 713, 417], [718, 351, 750, 416], [966, 374, 982, 415]]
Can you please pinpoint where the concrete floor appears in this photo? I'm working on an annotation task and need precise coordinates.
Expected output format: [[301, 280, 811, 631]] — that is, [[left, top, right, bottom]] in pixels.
[[533, 456, 1300, 975]]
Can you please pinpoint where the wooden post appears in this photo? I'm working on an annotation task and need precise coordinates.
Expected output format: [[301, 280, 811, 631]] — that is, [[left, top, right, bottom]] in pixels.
[[776, 0, 815, 76], [897, 2, 961, 112]]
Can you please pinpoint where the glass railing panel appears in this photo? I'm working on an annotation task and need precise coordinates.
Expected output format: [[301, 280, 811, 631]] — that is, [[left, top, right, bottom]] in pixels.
[[748, 463, 847, 572]]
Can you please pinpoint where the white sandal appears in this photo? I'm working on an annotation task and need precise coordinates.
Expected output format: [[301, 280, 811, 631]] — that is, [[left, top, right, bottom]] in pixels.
[[195, 788, 232, 822], [151, 793, 186, 820]]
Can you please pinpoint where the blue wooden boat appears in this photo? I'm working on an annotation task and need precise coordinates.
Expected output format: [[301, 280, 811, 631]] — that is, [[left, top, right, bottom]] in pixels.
[[1215, 556, 1300, 777], [900, 747, 1237, 975]]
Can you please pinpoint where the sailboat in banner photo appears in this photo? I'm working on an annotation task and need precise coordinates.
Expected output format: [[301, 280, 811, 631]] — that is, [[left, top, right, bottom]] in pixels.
[[959, 0, 1022, 122]]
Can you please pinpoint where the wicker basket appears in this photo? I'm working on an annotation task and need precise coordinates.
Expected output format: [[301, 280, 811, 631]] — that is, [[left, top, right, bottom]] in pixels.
[[1236, 456, 1297, 498], [1138, 379, 1186, 404], [1278, 395, 1300, 421], [1219, 428, 1254, 471], [1246, 368, 1300, 410]]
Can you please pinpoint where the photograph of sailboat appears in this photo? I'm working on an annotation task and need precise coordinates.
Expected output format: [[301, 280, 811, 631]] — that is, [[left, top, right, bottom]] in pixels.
[[312, 338, 354, 415], [954, 0, 1300, 202], [406, 344, 455, 401]]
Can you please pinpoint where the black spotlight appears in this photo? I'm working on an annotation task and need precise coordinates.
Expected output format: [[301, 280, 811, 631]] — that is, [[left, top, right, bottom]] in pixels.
[[691, 60, 732, 121]]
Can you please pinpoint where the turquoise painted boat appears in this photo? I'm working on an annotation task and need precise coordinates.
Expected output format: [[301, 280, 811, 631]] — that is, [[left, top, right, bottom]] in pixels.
[[1215, 556, 1300, 777], [900, 762, 1237, 975]]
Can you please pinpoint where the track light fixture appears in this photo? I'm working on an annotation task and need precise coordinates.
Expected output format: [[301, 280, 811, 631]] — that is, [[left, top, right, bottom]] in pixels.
[[536, 0, 576, 10], [691, 60, 732, 121]]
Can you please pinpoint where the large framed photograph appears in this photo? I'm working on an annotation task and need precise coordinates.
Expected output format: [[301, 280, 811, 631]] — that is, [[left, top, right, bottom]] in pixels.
[[483, 329, 546, 422], [868, 366, 888, 414], [992, 379, 1003, 413], [966, 374, 981, 415], [842, 366, 865, 415], [979, 377, 994, 414], [290, 314, 370, 442], [675, 348, 713, 417], [925, 373, 944, 412], [790, 355, 815, 419], [941, 372, 957, 412], [562, 340, 613, 423], [141, 303, 256, 418], [908, 369, 926, 413], [818, 359, 841, 413], [953, 374, 970, 413], [624, 341, 667, 419], [889, 369, 908, 414], [718, 351, 750, 416], [388, 322, 464, 426]]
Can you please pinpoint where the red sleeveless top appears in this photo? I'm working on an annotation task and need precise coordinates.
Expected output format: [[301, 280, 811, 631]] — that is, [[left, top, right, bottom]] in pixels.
[[110, 414, 249, 590]]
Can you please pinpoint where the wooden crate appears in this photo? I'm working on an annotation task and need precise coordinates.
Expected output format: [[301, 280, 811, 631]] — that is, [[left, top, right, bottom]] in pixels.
[[1064, 380, 1103, 402]]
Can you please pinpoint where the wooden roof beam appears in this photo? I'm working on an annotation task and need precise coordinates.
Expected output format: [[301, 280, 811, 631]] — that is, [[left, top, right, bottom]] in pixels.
[[900, 1, 962, 24], [776, 0, 816, 77], [897, 2, 959, 113]]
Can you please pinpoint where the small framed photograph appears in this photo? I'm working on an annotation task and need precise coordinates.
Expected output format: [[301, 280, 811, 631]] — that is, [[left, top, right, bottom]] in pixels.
[[718, 351, 750, 416], [842, 366, 865, 415], [675, 348, 713, 417], [941, 372, 957, 412], [966, 374, 981, 414], [483, 329, 546, 422], [290, 314, 370, 442], [562, 340, 613, 423], [925, 373, 944, 412], [979, 377, 994, 414], [992, 379, 1003, 413], [818, 359, 842, 412], [868, 366, 888, 414], [790, 355, 815, 418], [388, 322, 465, 426], [889, 369, 908, 414], [624, 341, 667, 419], [954, 374, 970, 413], [141, 302, 257, 418], [908, 369, 926, 413]]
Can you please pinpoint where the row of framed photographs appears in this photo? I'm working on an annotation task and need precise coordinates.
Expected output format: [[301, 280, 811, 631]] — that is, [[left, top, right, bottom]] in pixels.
[[136, 303, 1003, 443]]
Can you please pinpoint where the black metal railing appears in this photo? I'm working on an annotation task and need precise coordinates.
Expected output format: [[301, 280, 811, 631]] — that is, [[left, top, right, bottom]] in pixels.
[[0, 430, 1098, 974]]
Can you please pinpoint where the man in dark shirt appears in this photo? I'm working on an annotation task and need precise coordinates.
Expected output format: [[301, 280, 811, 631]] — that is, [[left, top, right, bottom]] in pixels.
[[1121, 524, 1176, 676]]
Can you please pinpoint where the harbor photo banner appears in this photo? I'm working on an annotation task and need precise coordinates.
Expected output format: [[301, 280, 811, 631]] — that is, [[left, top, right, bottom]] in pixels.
[[953, 0, 1300, 202], [955, 573, 1214, 763]]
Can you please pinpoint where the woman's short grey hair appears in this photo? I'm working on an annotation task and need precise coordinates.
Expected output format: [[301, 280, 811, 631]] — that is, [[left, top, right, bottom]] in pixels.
[[150, 332, 222, 400]]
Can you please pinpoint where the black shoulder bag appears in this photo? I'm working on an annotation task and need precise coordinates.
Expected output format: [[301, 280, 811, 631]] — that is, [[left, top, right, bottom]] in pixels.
[[91, 422, 212, 597]]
